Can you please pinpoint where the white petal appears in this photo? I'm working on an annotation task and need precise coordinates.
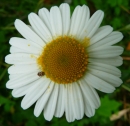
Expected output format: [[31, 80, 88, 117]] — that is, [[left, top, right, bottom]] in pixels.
[[54, 84, 65, 117], [9, 73, 28, 80], [6, 71, 40, 89], [71, 82, 84, 120], [27, 25, 34, 30], [28, 13, 53, 43], [88, 46, 123, 58], [8, 64, 39, 74], [69, 5, 90, 39], [10, 46, 25, 53], [14, 19, 45, 47], [79, 81, 96, 117], [88, 31, 123, 51], [9, 71, 38, 81], [59, 3, 70, 35], [12, 80, 39, 98], [69, 6, 81, 36], [8, 69, 39, 81], [79, 79, 100, 109], [88, 62, 121, 77], [88, 68, 122, 87], [88, 56, 123, 66], [21, 77, 51, 109], [84, 101, 95, 117], [76, 5, 90, 38], [44, 84, 59, 121], [5, 53, 38, 64], [79, 10, 104, 39], [9, 37, 42, 54], [34, 81, 54, 117], [38, 8, 52, 34], [90, 25, 113, 45], [50, 6, 62, 37], [65, 84, 75, 122], [83, 73, 115, 93]]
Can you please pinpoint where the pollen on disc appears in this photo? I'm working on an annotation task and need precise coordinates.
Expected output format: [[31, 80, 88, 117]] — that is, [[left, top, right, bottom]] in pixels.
[[37, 36, 88, 84]]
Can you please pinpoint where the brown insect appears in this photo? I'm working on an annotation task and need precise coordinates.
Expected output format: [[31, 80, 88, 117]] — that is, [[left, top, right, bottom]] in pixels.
[[37, 71, 45, 77]]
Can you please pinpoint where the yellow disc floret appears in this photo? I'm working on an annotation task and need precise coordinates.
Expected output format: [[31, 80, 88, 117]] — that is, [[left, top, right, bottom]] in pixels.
[[37, 36, 88, 84]]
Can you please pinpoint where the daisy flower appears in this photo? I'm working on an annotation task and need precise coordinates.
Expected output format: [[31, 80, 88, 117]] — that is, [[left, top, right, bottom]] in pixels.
[[5, 3, 123, 122]]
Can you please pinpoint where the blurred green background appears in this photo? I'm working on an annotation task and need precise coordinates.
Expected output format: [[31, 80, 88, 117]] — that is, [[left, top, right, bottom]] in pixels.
[[0, 0, 130, 126]]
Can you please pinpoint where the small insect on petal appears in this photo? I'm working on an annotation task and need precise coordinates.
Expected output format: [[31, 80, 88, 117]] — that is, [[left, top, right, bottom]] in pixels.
[[37, 72, 45, 76]]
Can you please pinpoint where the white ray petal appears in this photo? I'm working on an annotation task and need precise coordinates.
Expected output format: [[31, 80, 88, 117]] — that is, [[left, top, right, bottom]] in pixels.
[[79, 82, 96, 117], [71, 82, 84, 120], [34, 81, 54, 117], [12, 79, 40, 98], [85, 101, 95, 117], [27, 25, 34, 30], [79, 81, 96, 117], [44, 84, 59, 121], [88, 68, 122, 87], [88, 62, 121, 77], [65, 84, 75, 122], [6, 71, 40, 89], [69, 6, 81, 36], [76, 5, 90, 37], [59, 3, 70, 35], [28, 13, 52, 43], [8, 64, 39, 74], [90, 25, 113, 45], [50, 6, 62, 37], [79, 10, 104, 39], [9, 73, 22, 80], [9, 37, 42, 54], [88, 56, 123, 66], [5, 53, 38, 64], [14, 19, 45, 46], [10, 46, 25, 53], [38, 8, 52, 34], [84, 73, 115, 93], [88, 31, 123, 51], [88, 46, 123, 58], [21, 77, 51, 109], [79, 79, 100, 109], [9, 69, 38, 79], [69, 5, 90, 39], [54, 84, 65, 118]]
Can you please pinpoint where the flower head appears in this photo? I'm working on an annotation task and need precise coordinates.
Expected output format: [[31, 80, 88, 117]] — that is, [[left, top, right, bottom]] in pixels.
[[5, 3, 123, 122]]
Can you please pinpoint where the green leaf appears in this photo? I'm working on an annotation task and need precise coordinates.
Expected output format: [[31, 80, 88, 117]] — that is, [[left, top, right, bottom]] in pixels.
[[87, 95, 122, 125], [111, 17, 121, 29], [97, 95, 122, 117], [0, 95, 15, 112], [0, 95, 11, 105], [107, 0, 117, 7], [117, 0, 123, 5], [0, 31, 6, 42], [115, 7, 121, 16], [25, 120, 37, 126], [80, 0, 87, 4]]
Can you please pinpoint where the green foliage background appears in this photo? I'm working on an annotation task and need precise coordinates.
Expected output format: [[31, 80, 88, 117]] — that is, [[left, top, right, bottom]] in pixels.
[[0, 0, 130, 126]]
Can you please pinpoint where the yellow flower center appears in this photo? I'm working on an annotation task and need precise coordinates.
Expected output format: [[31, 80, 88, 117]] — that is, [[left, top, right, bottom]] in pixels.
[[37, 36, 89, 84]]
